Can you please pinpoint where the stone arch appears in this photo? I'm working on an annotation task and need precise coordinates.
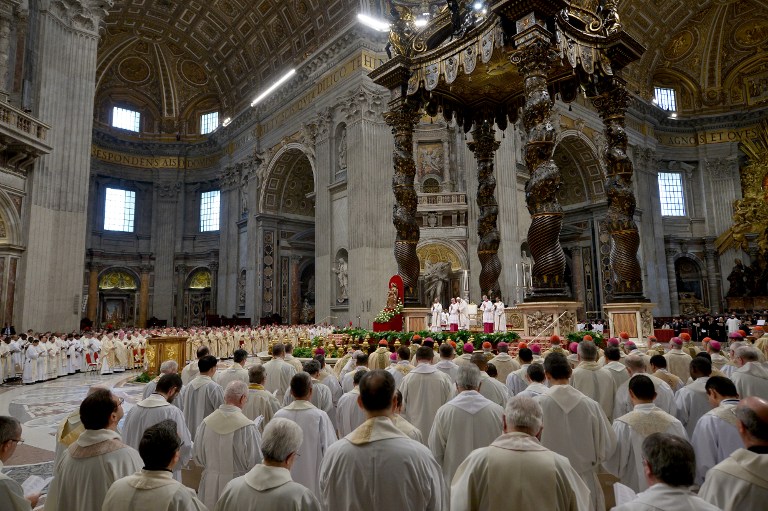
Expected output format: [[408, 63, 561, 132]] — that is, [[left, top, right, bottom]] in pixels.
[[259, 143, 316, 216], [416, 239, 469, 272], [0, 191, 23, 247], [186, 266, 212, 289], [553, 132, 605, 208], [98, 267, 141, 289], [97, 267, 140, 328]]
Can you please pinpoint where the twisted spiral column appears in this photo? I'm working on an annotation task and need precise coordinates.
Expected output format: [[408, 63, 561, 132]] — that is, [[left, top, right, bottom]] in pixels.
[[591, 81, 646, 301], [468, 120, 502, 297], [384, 102, 422, 298], [514, 40, 567, 299]]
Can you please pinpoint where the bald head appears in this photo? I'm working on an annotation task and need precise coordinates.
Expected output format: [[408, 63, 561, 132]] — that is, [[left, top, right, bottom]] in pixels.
[[735, 396, 768, 446], [625, 355, 646, 374]]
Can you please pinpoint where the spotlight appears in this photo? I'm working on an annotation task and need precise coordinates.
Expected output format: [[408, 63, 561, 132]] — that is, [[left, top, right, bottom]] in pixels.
[[251, 69, 296, 107], [222, 117, 232, 127], [473, 2, 484, 10], [357, 13, 391, 32], [414, 17, 428, 27]]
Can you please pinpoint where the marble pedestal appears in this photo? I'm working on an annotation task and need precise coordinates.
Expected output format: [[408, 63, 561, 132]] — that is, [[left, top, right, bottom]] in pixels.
[[515, 301, 580, 338], [603, 302, 655, 346]]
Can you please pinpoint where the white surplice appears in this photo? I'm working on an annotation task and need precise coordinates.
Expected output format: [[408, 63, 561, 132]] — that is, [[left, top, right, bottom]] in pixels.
[[450, 432, 591, 511], [493, 301, 507, 332], [263, 358, 297, 398], [506, 364, 531, 396], [604, 403, 687, 492], [535, 385, 616, 511], [477, 372, 508, 407], [399, 363, 455, 445], [691, 398, 744, 485], [214, 464, 321, 511], [613, 373, 676, 420], [435, 359, 459, 383], [517, 381, 549, 398], [181, 360, 200, 385], [242, 384, 280, 430], [664, 350, 693, 382], [431, 303, 442, 332], [674, 376, 711, 437], [274, 400, 337, 499], [0, 459, 31, 511], [387, 361, 415, 389], [487, 353, 519, 383], [613, 483, 721, 511], [21, 344, 38, 384], [215, 365, 250, 389], [393, 414, 423, 443], [101, 469, 207, 511], [428, 390, 503, 482], [181, 375, 225, 440], [571, 361, 618, 421], [194, 404, 263, 511], [604, 360, 631, 389], [336, 387, 367, 437], [699, 448, 768, 511], [45, 429, 143, 511], [341, 367, 368, 393], [121, 394, 193, 481], [282, 378, 336, 430], [731, 361, 768, 399], [319, 416, 447, 511]]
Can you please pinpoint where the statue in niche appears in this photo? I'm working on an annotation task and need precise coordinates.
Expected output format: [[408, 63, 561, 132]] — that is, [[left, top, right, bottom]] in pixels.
[[423, 260, 451, 304], [726, 259, 747, 297], [338, 129, 347, 171], [333, 257, 348, 302], [238, 271, 246, 306], [240, 181, 249, 214]]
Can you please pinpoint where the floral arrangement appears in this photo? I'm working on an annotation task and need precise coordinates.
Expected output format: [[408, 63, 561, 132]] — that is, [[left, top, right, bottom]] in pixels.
[[292, 347, 314, 358], [373, 299, 404, 323], [566, 330, 605, 348]]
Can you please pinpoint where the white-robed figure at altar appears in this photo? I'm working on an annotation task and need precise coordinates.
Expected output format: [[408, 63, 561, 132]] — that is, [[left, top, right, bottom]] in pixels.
[[194, 380, 263, 510], [100, 333, 117, 375], [430, 299, 443, 333], [480, 295, 495, 334], [494, 297, 506, 333], [457, 296, 470, 330], [448, 298, 459, 332]]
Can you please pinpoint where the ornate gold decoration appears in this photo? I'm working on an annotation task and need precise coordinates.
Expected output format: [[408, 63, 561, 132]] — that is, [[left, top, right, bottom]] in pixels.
[[526, 311, 553, 337], [118, 56, 151, 83], [716, 120, 768, 254], [99, 270, 137, 290], [417, 243, 462, 272], [560, 311, 577, 334], [146, 344, 156, 368], [188, 269, 212, 289]]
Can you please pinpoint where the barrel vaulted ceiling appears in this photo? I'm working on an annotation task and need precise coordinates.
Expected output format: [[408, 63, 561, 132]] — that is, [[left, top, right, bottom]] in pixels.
[[93, 0, 768, 137]]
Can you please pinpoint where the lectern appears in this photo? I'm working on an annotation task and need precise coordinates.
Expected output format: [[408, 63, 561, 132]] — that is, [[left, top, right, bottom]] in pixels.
[[146, 336, 187, 375]]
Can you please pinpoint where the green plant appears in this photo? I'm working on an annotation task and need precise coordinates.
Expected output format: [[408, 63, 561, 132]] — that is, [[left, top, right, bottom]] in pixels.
[[292, 347, 313, 358], [566, 330, 605, 348], [135, 372, 152, 383], [373, 300, 404, 323]]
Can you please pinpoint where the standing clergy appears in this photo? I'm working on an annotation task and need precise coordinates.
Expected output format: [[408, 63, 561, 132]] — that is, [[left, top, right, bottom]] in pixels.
[[516, 364, 549, 398], [341, 352, 369, 393], [614, 355, 676, 419], [664, 337, 693, 382], [142, 360, 179, 401], [649, 354, 685, 392], [428, 365, 504, 482], [731, 346, 768, 398], [181, 355, 224, 440], [431, 299, 442, 333], [387, 346, 415, 388], [181, 347, 210, 385], [319, 370, 447, 511], [194, 380, 262, 510], [102, 420, 206, 511], [571, 341, 617, 421], [605, 375, 687, 492], [213, 418, 321, 511], [535, 353, 616, 511], [493, 297, 507, 333], [506, 347, 534, 396], [613, 433, 720, 511], [282, 360, 335, 428], [471, 353, 509, 407], [674, 357, 713, 437], [215, 349, 250, 389], [450, 396, 590, 511], [46, 389, 143, 511], [274, 372, 337, 499], [699, 396, 768, 510], [480, 295, 494, 334], [488, 342, 519, 383], [21, 338, 39, 384], [336, 369, 368, 437], [122, 374, 192, 482], [603, 346, 631, 389], [263, 343, 297, 398], [399, 346, 455, 445], [368, 339, 390, 370], [435, 343, 460, 383], [0, 416, 37, 510], [691, 376, 743, 485], [458, 296, 470, 330], [243, 364, 280, 431]]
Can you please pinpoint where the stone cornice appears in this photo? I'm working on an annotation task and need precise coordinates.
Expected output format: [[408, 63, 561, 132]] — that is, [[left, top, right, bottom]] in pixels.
[[43, 0, 113, 37], [92, 127, 219, 158]]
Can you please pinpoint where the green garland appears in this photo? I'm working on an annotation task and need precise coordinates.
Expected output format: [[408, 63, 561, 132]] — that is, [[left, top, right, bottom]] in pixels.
[[565, 330, 605, 348], [311, 328, 519, 348]]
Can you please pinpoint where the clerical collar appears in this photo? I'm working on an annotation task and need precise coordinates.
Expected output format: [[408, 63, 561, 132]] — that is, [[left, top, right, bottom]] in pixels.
[[144, 467, 174, 473], [748, 445, 768, 454]]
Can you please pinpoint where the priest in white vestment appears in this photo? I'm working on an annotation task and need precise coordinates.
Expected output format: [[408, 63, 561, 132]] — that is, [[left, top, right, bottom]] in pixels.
[[319, 370, 447, 511], [435, 343, 460, 383], [664, 338, 693, 382], [243, 364, 280, 431], [46, 389, 143, 511], [674, 357, 712, 437], [507, 347, 535, 395], [731, 346, 768, 399], [605, 375, 687, 492], [214, 349, 250, 389], [571, 341, 617, 420], [387, 346, 415, 388], [368, 340, 391, 370], [480, 296, 494, 333], [263, 343, 297, 397], [21, 338, 39, 384], [122, 374, 192, 481], [493, 297, 506, 332], [488, 342, 519, 383], [535, 353, 616, 511], [516, 364, 549, 398], [181, 355, 225, 440], [194, 381, 263, 510], [214, 418, 321, 511], [649, 354, 685, 392], [336, 370, 367, 437], [603, 346, 631, 387], [448, 298, 459, 332], [0, 416, 37, 510], [691, 376, 743, 485], [181, 346, 210, 385], [102, 420, 206, 511], [399, 346, 455, 445], [274, 372, 337, 499], [612, 433, 720, 511], [458, 297, 470, 330], [451, 396, 590, 511], [428, 365, 503, 482], [341, 352, 369, 393], [142, 360, 179, 401], [282, 360, 336, 428], [470, 353, 508, 407], [614, 355, 676, 419], [393, 390, 423, 442], [431, 299, 443, 333], [699, 396, 768, 511]]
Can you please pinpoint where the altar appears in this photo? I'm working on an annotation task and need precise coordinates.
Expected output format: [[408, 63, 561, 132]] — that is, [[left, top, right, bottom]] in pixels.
[[145, 336, 188, 375]]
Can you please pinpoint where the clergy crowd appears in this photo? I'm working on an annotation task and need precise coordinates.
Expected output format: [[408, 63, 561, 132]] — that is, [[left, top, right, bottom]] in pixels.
[[1, 327, 767, 511]]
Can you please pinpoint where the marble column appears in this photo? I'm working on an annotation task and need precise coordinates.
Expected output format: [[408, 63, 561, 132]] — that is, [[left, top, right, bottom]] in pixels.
[[666, 248, 680, 316], [209, 261, 218, 314], [151, 182, 181, 322], [704, 247, 722, 314], [86, 264, 99, 322], [17, 1, 109, 331], [290, 256, 301, 325], [175, 265, 187, 326], [0, 2, 13, 90], [138, 266, 150, 328]]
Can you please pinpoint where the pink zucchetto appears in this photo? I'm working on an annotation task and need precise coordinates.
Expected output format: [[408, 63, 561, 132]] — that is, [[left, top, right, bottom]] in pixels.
[[389, 352, 397, 361], [671, 337, 683, 346], [625, 341, 637, 350], [569, 342, 579, 354], [531, 344, 541, 354], [463, 342, 474, 353], [607, 337, 620, 346], [709, 340, 722, 352], [728, 332, 744, 340]]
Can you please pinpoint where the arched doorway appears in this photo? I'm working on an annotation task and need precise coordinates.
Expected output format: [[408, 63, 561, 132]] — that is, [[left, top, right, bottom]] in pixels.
[[185, 267, 212, 326], [98, 268, 139, 328], [675, 256, 709, 315], [0, 193, 23, 328]]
